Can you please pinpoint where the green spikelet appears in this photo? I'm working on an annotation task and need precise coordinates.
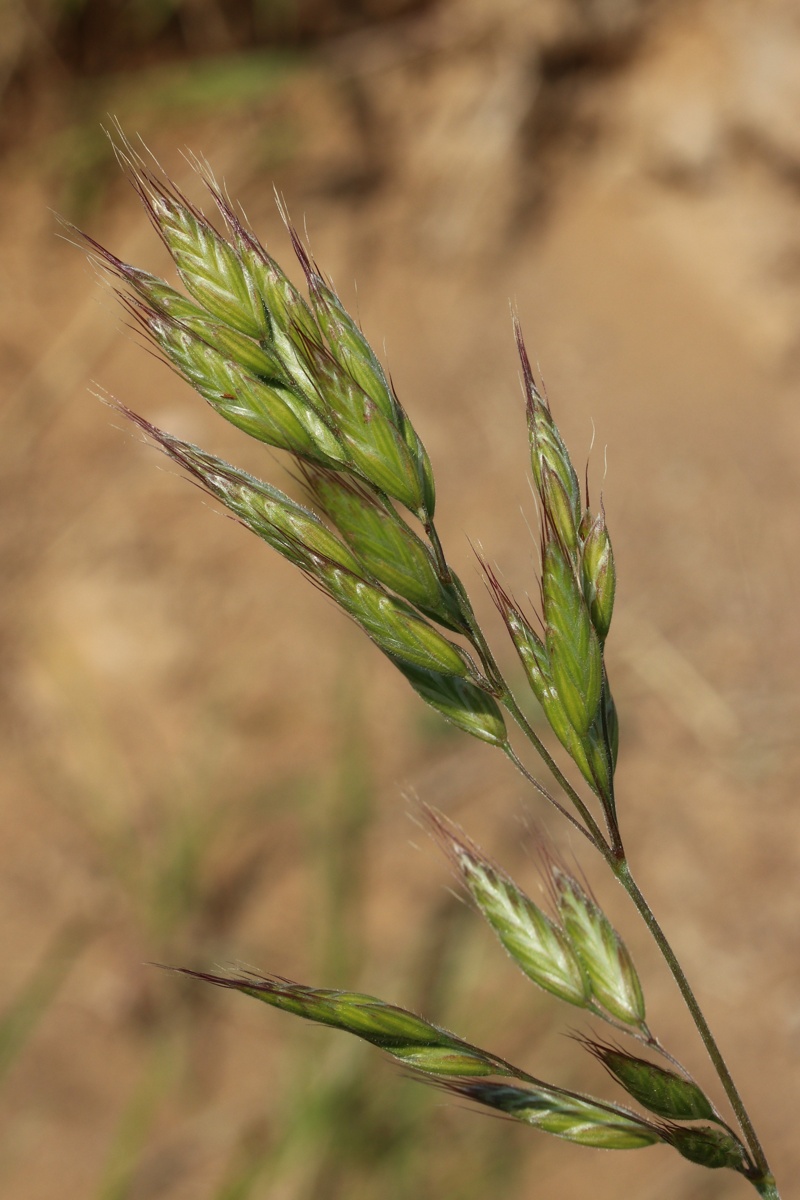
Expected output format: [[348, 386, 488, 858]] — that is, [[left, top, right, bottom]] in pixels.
[[428, 812, 591, 1007], [303, 257, 399, 423], [541, 461, 579, 557], [542, 536, 603, 736], [554, 869, 646, 1027], [121, 419, 362, 574], [172, 968, 521, 1079], [129, 299, 347, 467], [323, 568, 474, 677], [390, 660, 507, 747], [516, 323, 581, 546], [440, 1080, 662, 1151], [296, 336, 429, 513], [146, 185, 269, 339], [580, 1040, 715, 1121], [301, 467, 460, 628], [664, 1125, 750, 1173], [581, 509, 616, 642], [488, 577, 614, 803], [236, 237, 331, 408]]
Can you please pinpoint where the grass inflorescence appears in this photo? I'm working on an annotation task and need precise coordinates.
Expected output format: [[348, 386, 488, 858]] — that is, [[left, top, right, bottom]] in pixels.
[[78, 133, 781, 1199]]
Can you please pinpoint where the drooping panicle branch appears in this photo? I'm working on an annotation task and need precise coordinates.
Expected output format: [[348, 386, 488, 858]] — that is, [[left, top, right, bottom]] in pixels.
[[482, 323, 621, 848]]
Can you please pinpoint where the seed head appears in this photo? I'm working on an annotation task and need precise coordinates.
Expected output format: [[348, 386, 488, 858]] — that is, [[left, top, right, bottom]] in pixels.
[[440, 1080, 662, 1150], [239, 198, 436, 518], [553, 869, 646, 1027], [390, 660, 508, 747], [484, 567, 615, 806], [581, 508, 616, 642], [662, 1124, 750, 1173], [172, 968, 520, 1079], [93, 142, 438, 520], [542, 535, 603, 736], [291, 248, 438, 516], [140, 177, 269, 340], [122, 415, 360, 572], [124, 414, 474, 681], [426, 810, 591, 1007], [300, 467, 461, 628], [579, 1038, 715, 1121], [125, 297, 347, 467], [70, 231, 289, 385], [516, 322, 581, 546]]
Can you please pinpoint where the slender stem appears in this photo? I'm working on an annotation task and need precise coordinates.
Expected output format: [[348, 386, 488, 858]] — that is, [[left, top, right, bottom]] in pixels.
[[753, 1177, 780, 1199], [503, 743, 595, 844], [638, 1024, 691, 1077], [424, 519, 452, 586], [614, 859, 772, 1181], [499, 687, 610, 852]]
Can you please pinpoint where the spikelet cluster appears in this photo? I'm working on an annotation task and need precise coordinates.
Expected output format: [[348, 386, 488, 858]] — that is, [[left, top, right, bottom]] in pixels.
[[172, 968, 520, 1079], [427, 810, 645, 1029], [78, 143, 508, 749], [170, 968, 666, 1155], [83, 143, 763, 1191], [424, 811, 752, 1172], [487, 325, 619, 839]]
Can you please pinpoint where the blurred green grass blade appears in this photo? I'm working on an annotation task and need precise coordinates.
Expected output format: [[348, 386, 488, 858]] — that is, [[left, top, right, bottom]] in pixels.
[[213, 1131, 273, 1200], [70, 48, 303, 120], [268, 1044, 433, 1200], [146, 799, 223, 945], [0, 921, 88, 1084], [115, 48, 303, 114], [94, 1038, 178, 1200], [314, 665, 375, 985], [54, 47, 305, 219]]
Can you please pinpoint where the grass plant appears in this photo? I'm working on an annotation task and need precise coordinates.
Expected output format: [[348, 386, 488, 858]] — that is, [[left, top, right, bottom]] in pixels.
[[79, 135, 782, 1199]]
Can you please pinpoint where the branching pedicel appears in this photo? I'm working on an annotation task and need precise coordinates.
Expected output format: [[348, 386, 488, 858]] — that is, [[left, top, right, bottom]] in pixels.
[[80, 140, 780, 1198]]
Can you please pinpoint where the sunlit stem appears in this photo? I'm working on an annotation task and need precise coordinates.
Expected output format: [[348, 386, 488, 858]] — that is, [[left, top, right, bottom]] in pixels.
[[614, 859, 772, 1182]]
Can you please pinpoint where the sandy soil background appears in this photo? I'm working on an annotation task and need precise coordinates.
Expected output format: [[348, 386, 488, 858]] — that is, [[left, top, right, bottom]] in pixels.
[[1, 1, 799, 1197]]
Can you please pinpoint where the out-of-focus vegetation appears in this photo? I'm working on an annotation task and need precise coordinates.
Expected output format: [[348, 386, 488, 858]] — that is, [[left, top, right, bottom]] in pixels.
[[1, 0, 436, 213], [1, 0, 434, 102]]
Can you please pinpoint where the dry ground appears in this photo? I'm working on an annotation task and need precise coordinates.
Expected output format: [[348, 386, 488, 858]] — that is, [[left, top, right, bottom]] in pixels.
[[1, 2, 799, 1197]]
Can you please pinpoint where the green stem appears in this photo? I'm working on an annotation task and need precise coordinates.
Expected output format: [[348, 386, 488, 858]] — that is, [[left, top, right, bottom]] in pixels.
[[752, 1177, 781, 1199], [502, 743, 595, 845], [614, 859, 772, 1183], [424, 519, 453, 587], [499, 687, 609, 852]]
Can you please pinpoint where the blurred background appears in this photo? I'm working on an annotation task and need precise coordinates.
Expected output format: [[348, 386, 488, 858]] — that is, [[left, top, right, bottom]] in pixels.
[[2, 0, 799, 1197]]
